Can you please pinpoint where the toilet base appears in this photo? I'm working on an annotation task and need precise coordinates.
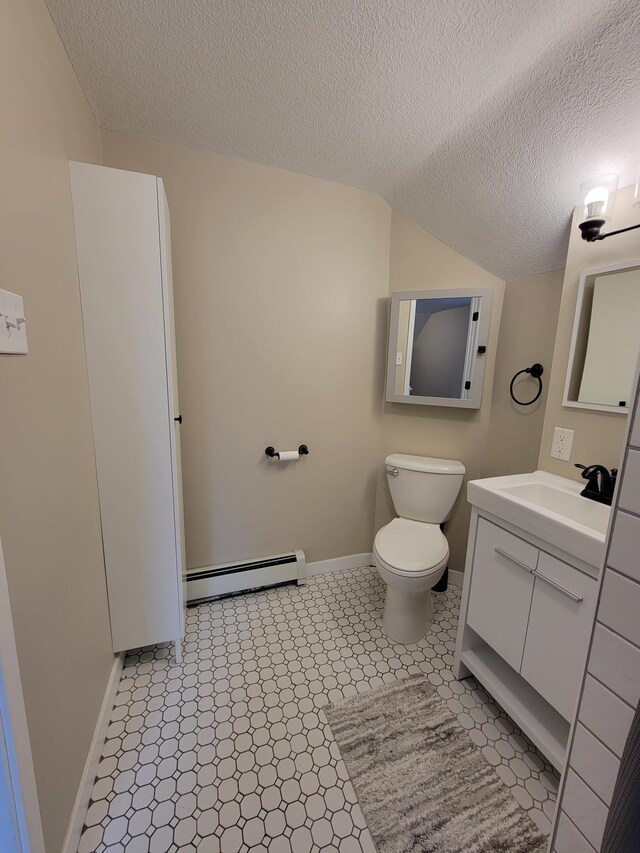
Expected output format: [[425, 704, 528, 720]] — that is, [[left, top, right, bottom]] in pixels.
[[383, 585, 433, 644]]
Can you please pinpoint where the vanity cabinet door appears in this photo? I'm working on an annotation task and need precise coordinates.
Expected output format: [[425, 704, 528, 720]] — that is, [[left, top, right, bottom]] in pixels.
[[467, 519, 537, 672], [521, 553, 597, 721]]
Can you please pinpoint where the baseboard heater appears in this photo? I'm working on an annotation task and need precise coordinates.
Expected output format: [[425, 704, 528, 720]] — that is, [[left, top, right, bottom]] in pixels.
[[186, 550, 306, 602]]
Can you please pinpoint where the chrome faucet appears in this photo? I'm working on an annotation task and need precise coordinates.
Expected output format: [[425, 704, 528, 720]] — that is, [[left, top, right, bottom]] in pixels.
[[575, 464, 618, 506]]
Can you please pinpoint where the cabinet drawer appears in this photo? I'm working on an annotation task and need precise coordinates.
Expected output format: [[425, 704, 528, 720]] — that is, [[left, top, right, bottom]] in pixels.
[[598, 569, 640, 648], [570, 724, 619, 806], [554, 812, 596, 853], [467, 519, 537, 672], [521, 553, 597, 720], [630, 405, 640, 449], [562, 770, 608, 851], [608, 511, 640, 583], [618, 449, 640, 514], [588, 623, 640, 708], [580, 675, 635, 758]]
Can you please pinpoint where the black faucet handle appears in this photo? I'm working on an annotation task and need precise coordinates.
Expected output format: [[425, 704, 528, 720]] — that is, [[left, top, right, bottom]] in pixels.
[[575, 463, 599, 479]]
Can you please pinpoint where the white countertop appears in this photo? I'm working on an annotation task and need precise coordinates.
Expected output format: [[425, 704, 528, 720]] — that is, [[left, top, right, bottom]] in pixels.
[[467, 470, 610, 569]]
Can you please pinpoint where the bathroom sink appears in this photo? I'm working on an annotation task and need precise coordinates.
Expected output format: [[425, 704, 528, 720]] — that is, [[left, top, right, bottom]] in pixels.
[[500, 482, 609, 534], [467, 470, 611, 569]]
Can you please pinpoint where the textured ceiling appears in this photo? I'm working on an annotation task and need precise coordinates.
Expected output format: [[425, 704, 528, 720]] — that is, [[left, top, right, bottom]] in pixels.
[[46, 0, 640, 279]]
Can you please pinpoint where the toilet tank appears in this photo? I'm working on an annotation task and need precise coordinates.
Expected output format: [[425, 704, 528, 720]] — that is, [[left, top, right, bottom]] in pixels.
[[385, 454, 465, 523]]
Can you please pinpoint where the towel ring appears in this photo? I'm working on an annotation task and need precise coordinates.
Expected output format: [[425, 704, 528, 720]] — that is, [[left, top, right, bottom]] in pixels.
[[509, 363, 544, 406]]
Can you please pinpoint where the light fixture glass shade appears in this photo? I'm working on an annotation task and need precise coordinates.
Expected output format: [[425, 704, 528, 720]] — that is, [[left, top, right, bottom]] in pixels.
[[578, 174, 619, 222], [634, 164, 640, 209]]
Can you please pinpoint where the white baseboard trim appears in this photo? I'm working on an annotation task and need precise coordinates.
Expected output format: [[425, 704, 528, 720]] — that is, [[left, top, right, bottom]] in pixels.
[[61, 651, 124, 853], [448, 569, 464, 588], [305, 553, 373, 577]]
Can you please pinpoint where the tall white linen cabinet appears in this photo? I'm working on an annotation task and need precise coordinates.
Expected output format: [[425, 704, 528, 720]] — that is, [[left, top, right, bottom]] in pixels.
[[70, 162, 186, 655]]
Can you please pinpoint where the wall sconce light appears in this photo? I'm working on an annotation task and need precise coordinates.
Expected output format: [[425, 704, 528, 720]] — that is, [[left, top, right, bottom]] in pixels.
[[578, 173, 640, 242]]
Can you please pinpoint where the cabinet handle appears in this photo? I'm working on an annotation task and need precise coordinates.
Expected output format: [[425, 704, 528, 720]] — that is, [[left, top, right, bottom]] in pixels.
[[494, 547, 534, 573], [534, 569, 583, 602]]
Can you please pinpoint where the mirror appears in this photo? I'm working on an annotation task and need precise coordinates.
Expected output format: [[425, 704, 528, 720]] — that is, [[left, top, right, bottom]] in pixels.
[[385, 288, 493, 408], [564, 260, 640, 413]]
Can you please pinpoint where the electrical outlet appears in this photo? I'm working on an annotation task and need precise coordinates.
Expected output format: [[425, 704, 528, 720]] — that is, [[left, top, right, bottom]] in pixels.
[[551, 426, 574, 461]]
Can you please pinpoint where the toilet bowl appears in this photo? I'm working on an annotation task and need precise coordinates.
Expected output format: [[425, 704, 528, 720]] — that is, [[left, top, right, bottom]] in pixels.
[[374, 454, 464, 644]]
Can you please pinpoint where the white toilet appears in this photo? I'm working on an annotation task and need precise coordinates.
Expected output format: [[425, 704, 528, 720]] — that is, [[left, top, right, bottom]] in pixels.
[[374, 454, 465, 644]]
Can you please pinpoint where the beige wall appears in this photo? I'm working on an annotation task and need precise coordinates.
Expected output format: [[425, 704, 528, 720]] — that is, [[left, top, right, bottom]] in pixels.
[[101, 134, 520, 579], [101, 130, 391, 567], [486, 269, 563, 477], [376, 211, 505, 573], [539, 184, 639, 479], [0, 1, 113, 850]]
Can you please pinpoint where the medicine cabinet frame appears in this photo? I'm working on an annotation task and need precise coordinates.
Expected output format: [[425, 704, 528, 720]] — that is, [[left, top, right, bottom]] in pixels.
[[563, 258, 640, 415], [385, 287, 493, 409]]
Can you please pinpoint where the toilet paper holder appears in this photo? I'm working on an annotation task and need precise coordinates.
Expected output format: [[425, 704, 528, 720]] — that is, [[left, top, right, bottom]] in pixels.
[[265, 445, 309, 459]]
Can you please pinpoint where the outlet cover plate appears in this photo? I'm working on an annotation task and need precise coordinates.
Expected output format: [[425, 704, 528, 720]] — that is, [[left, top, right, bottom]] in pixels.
[[551, 426, 574, 461]]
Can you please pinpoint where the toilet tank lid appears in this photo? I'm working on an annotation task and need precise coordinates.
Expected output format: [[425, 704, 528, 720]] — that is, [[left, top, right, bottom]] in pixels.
[[385, 454, 465, 475]]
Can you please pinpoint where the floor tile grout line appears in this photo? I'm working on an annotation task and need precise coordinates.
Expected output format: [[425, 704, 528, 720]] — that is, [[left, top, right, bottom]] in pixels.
[[79, 569, 558, 852]]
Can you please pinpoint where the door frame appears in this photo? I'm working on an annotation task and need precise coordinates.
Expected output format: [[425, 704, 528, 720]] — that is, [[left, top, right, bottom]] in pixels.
[[0, 534, 45, 853]]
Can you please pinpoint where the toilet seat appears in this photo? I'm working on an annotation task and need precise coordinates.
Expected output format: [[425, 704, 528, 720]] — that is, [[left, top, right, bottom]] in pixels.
[[373, 517, 449, 577]]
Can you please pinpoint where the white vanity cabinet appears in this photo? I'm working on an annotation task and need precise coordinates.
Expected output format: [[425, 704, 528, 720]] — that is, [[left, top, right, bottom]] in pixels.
[[457, 512, 599, 770], [466, 520, 537, 672], [520, 552, 596, 721]]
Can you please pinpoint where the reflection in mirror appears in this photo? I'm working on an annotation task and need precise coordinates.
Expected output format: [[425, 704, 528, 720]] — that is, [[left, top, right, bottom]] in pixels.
[[393, 297, 478, 398], [564, 261, 640, 413], [386, 288, 492, 409]]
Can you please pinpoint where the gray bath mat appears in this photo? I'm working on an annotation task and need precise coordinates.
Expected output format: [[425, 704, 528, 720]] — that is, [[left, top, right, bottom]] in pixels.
[[324, 675, 546, 853]]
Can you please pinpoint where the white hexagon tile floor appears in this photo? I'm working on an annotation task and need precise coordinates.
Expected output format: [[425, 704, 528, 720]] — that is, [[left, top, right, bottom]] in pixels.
[[78, 566, 560, 853]]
